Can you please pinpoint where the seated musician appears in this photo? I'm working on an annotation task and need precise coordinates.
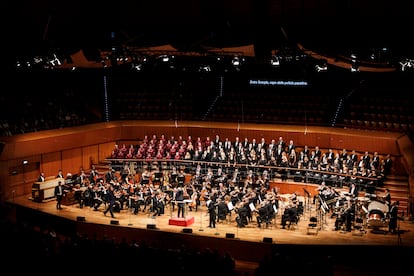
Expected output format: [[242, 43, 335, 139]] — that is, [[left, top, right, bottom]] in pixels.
[[217, 197, 230, 222], [148, 191, 165, 217], [72, 184, 85, 208], [281, 203, 299, 229], [140, 167, 151, 184], [235, 201, 249, 228], [289, 192, 298, 205], [334, 201, 355, 231], [129, 190, 142, 215], [114, 188, 127, 212], [91, 185, 104, 211], [256, 201, 271, 228]]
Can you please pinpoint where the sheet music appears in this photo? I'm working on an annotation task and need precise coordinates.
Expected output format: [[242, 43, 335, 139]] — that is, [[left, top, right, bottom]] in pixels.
[[249, 202, 256, 211], [227, 201, 234, 211]]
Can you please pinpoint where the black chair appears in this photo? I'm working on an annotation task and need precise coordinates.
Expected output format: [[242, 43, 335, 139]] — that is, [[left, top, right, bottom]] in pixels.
[[307, 216, 318, 235], [352, 217, 366, 236]]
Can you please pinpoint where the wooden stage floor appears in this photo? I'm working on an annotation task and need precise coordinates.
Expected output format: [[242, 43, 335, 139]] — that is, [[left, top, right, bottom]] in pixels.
[[6, 193, 414, 275], [8, 193, 414, 247]]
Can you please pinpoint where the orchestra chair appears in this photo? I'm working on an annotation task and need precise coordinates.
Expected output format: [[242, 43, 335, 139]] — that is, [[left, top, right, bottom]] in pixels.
[[352, 217, 366, 236], [307, 216, 318, 235], [287, 212, 300, 230]]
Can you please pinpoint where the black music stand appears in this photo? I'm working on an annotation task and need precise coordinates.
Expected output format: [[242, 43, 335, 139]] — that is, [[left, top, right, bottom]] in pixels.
[[177, 176, 185, 187], [153, 172, 163, 185], [303, 188, 311, 214]]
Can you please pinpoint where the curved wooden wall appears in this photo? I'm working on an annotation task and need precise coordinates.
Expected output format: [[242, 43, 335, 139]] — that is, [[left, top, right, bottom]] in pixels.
[[0, 120, 412, 205]]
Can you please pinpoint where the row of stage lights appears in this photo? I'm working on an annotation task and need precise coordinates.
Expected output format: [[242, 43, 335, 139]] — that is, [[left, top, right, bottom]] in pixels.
[[13, 49, 414, 74]]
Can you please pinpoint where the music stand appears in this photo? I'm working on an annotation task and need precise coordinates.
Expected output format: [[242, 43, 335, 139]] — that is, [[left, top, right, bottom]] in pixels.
[[128, 198, 133, 226], [303, 188, 312, 215], [198, 210, 204, 231], [177, 176, 185, 187]]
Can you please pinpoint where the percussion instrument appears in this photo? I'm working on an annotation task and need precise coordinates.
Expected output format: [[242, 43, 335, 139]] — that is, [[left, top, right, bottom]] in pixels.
[[367, 200, 388, 228]]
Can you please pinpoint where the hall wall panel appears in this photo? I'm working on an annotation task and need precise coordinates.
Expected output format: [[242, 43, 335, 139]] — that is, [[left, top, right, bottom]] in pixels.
[[0, 120, 409, 203], [41, 152, 63, 178], [62, 148, 83, 176], [81, 145, 99, 171]]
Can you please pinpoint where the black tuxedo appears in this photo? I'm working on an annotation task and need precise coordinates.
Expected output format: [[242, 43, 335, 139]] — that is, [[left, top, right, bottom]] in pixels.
[[103, 188, 116, 218], [54, 183, 64, 209]]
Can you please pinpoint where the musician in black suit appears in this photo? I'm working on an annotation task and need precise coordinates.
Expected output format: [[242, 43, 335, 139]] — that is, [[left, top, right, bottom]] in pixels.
[[383, 188, 392, 210], [175, 187, 185, 218], [56, 169, 64, 179], [349, 183, 359, 198], [281, 204, 298, 229], [54, 181, 65, 210], [217, 198, 229, 222], [207, 198, 217, 228], [235, 202, 249, 228], [103, 185, 116, 218], [37, 172, 46, 182], [256, 201, 271, 228], [388, 201, 400, 234]]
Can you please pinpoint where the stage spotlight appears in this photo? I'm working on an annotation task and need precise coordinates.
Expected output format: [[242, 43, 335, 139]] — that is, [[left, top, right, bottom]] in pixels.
[[270, 56, 280, 66], [315, 58, 328, 72], [160, 55, 169, 62], [199, 65, 211, 72], [231, 56, 244, 67], [351, 62, 359, 72]]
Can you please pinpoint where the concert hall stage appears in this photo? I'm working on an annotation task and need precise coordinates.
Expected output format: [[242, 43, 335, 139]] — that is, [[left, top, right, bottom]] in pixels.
[[5, 190, 414, 275]]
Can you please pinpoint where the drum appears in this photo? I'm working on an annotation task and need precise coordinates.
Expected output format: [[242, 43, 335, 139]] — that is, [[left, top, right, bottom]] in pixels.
[[367, 200, 389, 228]]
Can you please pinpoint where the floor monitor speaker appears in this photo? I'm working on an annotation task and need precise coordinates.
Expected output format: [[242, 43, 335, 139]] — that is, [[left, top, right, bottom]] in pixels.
[[263, 237, 273, 243], [147, 224, 157, 229]]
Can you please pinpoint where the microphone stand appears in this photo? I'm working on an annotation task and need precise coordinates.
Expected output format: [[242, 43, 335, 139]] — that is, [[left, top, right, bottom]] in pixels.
[[198, 207, 204, 231], [128, 198, 133, 226]]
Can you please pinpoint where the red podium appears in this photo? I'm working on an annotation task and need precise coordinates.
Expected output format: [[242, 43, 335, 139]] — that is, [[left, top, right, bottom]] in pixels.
[[168, 216, 195, 227]]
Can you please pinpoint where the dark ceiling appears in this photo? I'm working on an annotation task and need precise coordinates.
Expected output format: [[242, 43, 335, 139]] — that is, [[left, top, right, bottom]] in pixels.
[[5, 0, 413, 65]]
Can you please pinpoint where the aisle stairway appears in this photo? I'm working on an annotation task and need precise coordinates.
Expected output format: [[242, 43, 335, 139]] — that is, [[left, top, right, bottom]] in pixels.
[[379, 174, 410, 218]]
